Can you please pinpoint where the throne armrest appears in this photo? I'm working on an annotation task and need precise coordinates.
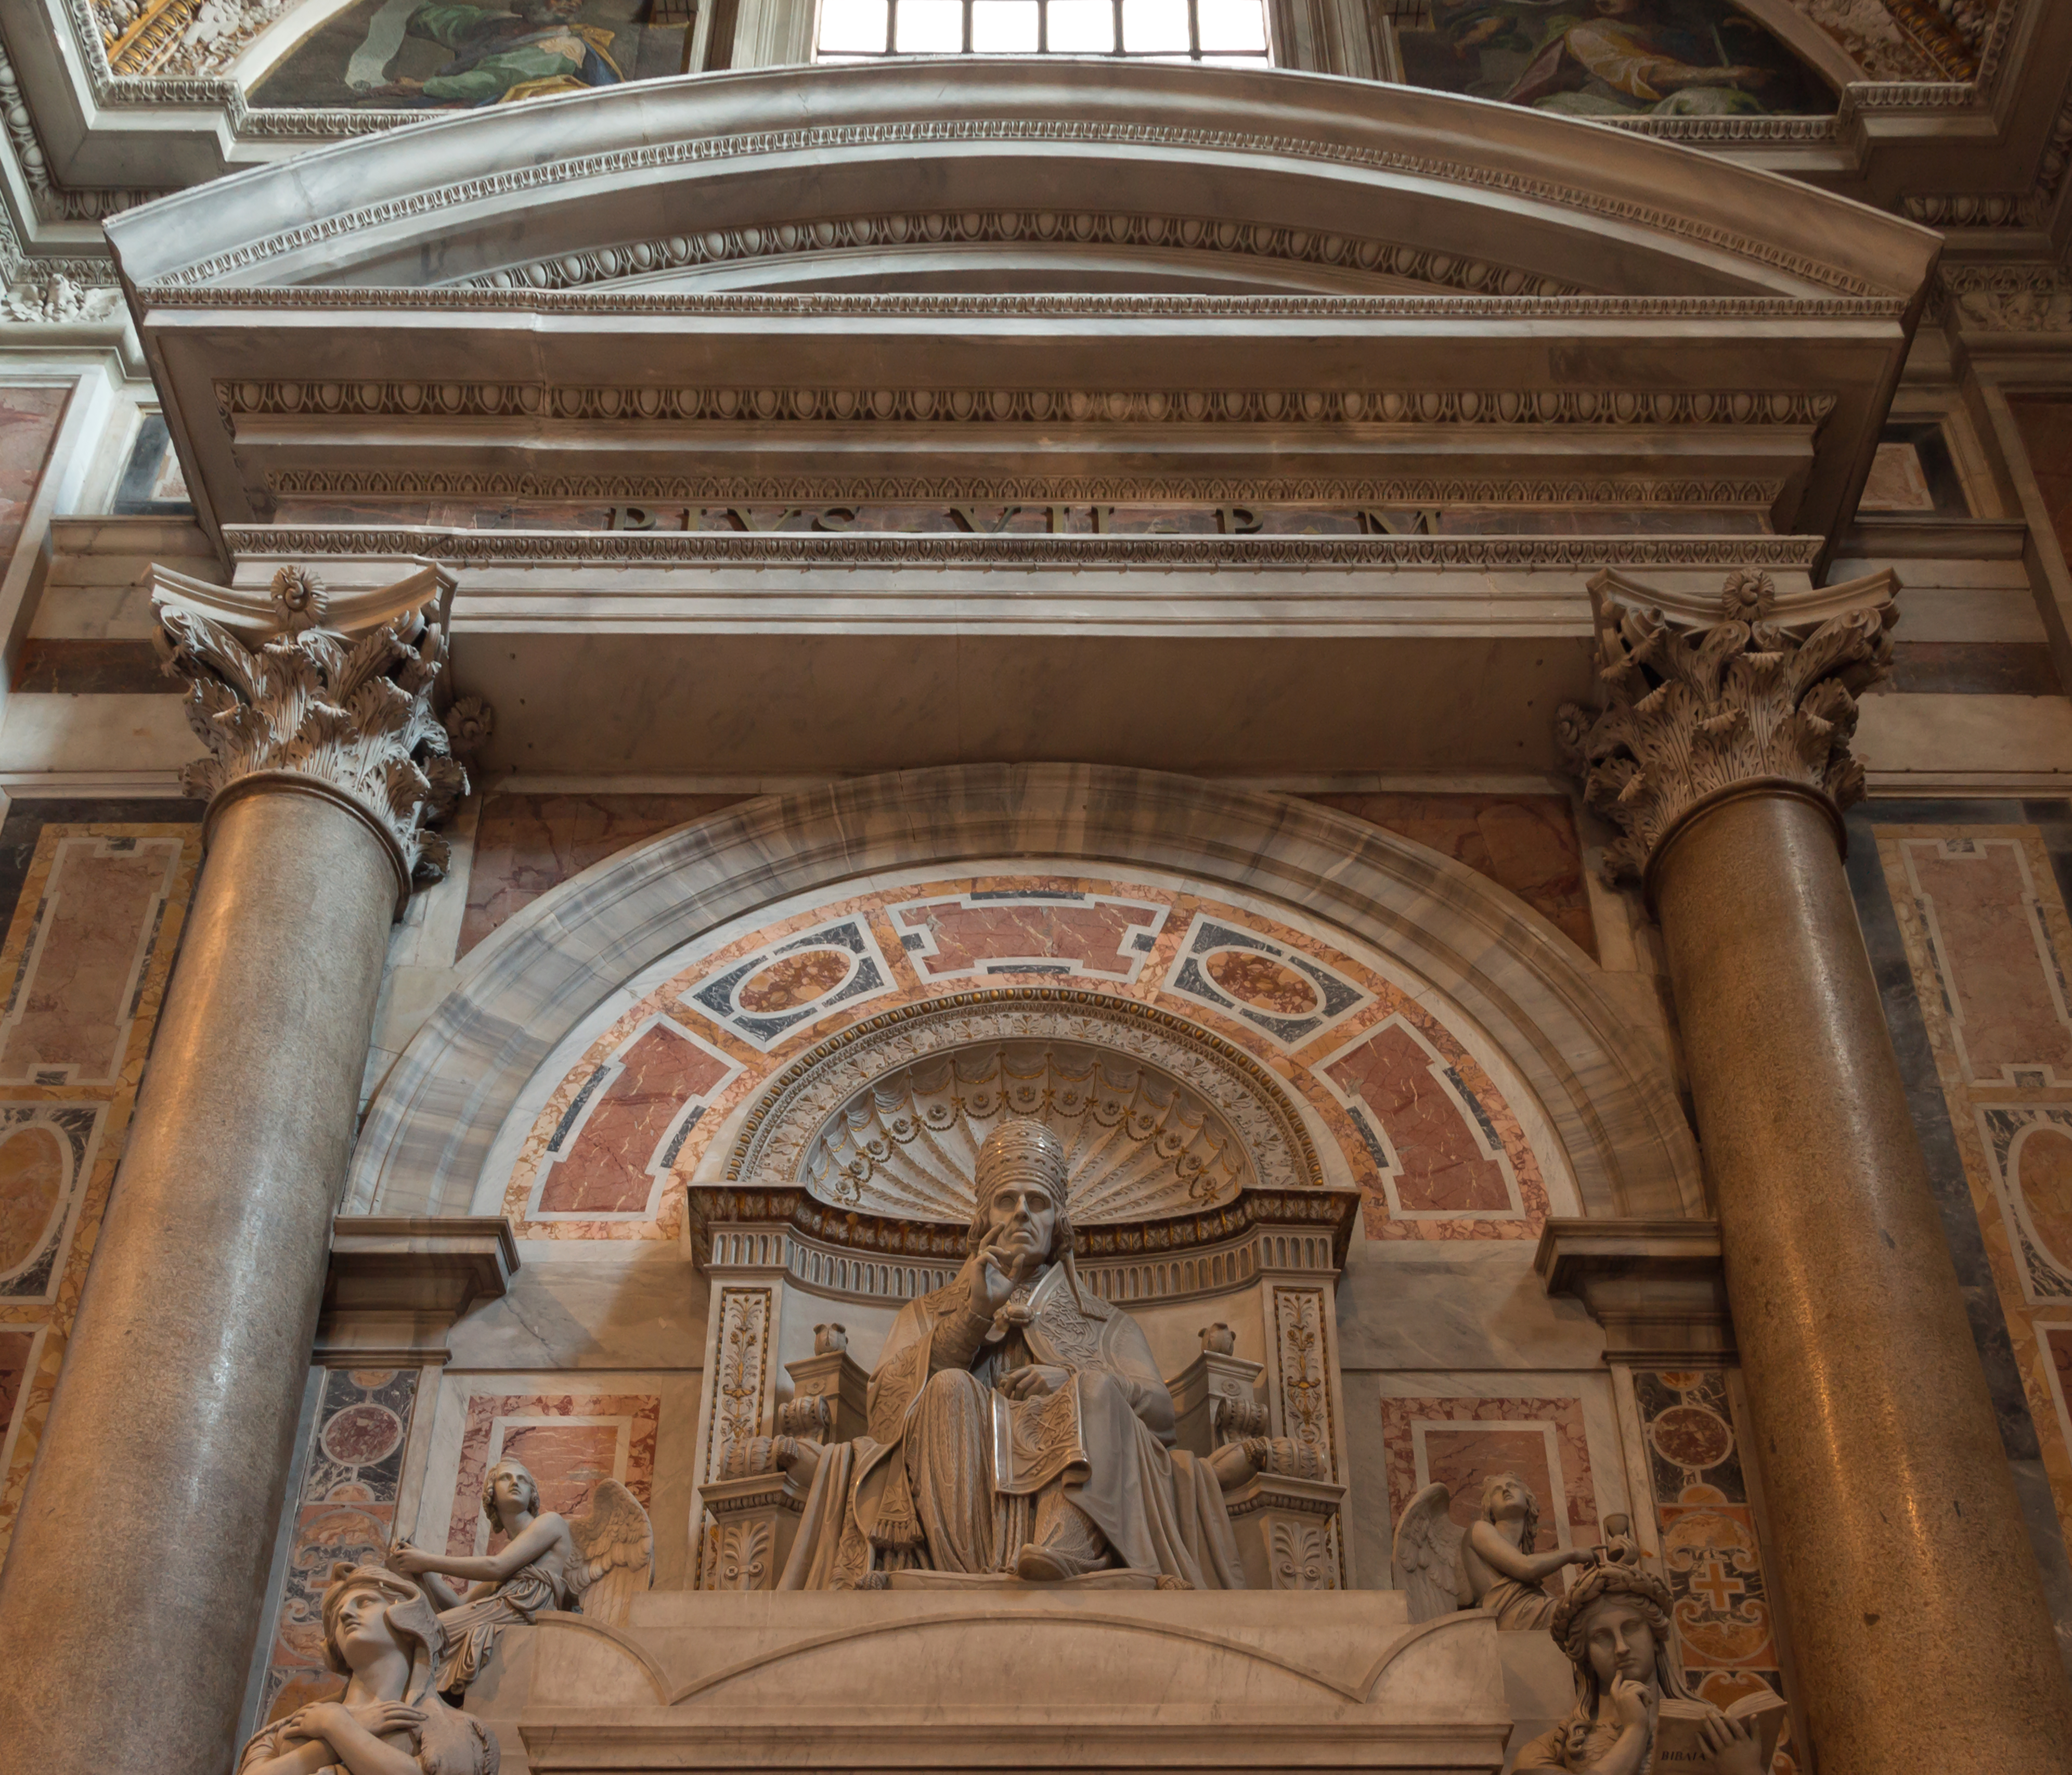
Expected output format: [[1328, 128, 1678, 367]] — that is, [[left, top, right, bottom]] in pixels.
[[775, 1394, 835, 1441]]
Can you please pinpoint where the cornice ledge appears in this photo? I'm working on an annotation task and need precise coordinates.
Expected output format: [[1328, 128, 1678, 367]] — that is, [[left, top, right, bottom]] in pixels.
[[318, 1212, 519, 1366], [135, 284, 1913, 320], [685, 1183, 1362, 1270], [1534, 1214, 1732, 1366]]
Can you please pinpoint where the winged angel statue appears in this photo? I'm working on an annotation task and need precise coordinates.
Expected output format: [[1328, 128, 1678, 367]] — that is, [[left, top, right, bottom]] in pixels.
[[1393, 1474, 1608, 1630], [388, 1458, 653, 1692]]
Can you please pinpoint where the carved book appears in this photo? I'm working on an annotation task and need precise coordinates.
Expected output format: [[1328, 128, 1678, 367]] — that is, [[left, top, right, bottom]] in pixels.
[[990, 1379, 1089, 1496], [1653, 1690, 1790, 1772]]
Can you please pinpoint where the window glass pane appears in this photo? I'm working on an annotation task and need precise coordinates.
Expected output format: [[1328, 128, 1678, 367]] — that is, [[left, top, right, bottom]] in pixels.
[[820, 0, 889, 50], [1046, 0, 1115, 50], [896, 0, 965, 50], [1197, 51, 1267, 63], [1195, 0, 1264, 52], [1121, 0, 1188, 50], [972, 0, 1039, 48]]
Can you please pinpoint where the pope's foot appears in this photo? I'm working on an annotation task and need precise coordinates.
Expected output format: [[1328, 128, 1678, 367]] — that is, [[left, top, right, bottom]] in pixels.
[[1013, 1541, 1108, 1581]]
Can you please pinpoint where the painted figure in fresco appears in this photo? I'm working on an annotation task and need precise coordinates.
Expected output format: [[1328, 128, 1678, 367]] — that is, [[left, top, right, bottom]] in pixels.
[[1504, 0, 1772, 114], [370, 0, 623, 106], [1514, 1561, 1769, 1774], [1415, 0, 1821, 118], [386, 1458, 651, 1693], [236, 1563, 500, 1775], [1393, 1471, 1596, 1628], [775, 1119, 1248, 1589]]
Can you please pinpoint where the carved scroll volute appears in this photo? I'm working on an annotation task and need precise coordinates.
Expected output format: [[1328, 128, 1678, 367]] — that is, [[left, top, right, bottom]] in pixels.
[[1557, 567, 1899, 891], [150, 559, 489, 911]]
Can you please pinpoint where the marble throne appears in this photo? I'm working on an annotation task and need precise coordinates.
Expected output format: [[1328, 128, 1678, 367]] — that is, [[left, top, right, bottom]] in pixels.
[[683, 999, 1358, 1592]]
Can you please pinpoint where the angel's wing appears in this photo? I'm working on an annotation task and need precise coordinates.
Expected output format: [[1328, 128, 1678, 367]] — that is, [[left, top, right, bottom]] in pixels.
[[1393, 1483, 1470, 1623], [566, 1478, 654, 1626]]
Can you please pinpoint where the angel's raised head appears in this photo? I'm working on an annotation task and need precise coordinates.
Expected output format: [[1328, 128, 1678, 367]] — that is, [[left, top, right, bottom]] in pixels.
[[1480, 1472, 1540, 1550], [482, 1458, 542, 1537]]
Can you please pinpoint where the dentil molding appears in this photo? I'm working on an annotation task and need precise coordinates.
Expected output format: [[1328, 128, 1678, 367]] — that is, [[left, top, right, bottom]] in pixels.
[[215, 380, 1841, 430]]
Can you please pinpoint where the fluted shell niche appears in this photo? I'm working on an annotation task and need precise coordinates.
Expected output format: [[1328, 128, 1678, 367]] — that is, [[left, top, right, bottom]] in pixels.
[[804, 1039, 1250, 1225]]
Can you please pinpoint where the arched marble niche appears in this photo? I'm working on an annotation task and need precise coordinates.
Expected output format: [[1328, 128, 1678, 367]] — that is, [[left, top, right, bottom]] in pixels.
[[346, 766, 1696, 1596], [351, 766, 1697, 1228]]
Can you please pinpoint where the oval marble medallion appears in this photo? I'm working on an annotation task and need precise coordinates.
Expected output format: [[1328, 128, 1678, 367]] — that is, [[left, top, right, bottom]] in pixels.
[[2016, 1126, 2072, 1273], [320, 1402, 405, 1467], [1648, 1403, 1734, 1472], [1204, 948, 1320, 1017], [0, 1124, 65, 1275], [737, 947, 856, 1013]]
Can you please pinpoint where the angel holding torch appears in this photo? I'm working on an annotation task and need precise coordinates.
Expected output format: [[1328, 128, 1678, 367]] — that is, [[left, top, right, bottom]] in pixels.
[[387, 1457, 650, 1694]]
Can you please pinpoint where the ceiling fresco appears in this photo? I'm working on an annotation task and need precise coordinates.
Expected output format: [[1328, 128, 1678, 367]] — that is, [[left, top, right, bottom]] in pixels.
[[1397, 1, 1837, 118]]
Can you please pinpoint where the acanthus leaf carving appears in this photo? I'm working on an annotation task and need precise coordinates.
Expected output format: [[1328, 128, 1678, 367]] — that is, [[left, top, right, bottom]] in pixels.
[[1557, 566, 1897, 885], [152, 578, 471, 893], [1268, 1517, 1331, 1590]]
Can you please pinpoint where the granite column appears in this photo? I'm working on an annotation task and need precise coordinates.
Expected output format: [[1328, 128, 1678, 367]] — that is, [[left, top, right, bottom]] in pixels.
[[1564, 567, 2072, 1774], [0, 567, 467, 1775]]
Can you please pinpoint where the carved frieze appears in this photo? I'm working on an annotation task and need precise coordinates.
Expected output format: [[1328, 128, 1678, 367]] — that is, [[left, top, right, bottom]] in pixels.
[[216, 377, 1839, 430], [267, 471, 1786, 507], [462, 209, 1581, 299], [219, 525, 1829, 572], [151, 562, 473, 899], [1558, 567, 1898, 886]]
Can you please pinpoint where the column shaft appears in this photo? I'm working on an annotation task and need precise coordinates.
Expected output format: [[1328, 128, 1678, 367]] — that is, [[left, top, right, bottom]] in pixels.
[[1653, 789, 2072, 1772], [0, 789, 396, 1774]]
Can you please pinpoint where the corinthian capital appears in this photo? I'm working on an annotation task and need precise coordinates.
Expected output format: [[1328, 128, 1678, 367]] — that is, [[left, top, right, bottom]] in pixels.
[[1558, 567, 1898, 885], [151, 560, 477, 907]]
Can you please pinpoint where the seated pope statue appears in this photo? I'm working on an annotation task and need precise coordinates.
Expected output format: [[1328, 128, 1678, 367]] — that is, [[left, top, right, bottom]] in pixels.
[[776, 1120, 1246, 1589]]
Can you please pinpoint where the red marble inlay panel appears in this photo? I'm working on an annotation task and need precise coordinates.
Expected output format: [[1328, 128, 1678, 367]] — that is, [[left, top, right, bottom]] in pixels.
[[0, 1328, 31, 1436], [538, 1022, 733, 1216], [446, 1391, 660, 1557], [1379, 1394, 1600, 1558], [0, 1124, 63, 1272], [737, 949, 854, 1012], [0, 835, 181, 1085], [894, 896, 1160, 978], [1305, 792, 1596, 959], [1326, 1018, 1516, 1216], [461, 793, 750, 956], [1206, 949, 1319, 1014], [0, 388, 69, 570], [1901, 837, 2072, 1084]]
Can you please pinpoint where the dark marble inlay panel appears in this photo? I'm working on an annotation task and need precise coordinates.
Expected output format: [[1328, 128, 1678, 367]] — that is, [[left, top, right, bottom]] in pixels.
[[1847, 796, 2072, 1663], [11, 640, 169, 695]]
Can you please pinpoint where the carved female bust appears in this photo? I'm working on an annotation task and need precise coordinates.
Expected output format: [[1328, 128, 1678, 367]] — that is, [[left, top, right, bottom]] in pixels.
[[236, 1564, 498, 1775]]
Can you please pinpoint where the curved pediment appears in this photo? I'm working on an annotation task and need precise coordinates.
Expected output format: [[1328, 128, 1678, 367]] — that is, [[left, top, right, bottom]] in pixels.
[[107, 60, 1932, 299], [103, 61, 1937, 537]]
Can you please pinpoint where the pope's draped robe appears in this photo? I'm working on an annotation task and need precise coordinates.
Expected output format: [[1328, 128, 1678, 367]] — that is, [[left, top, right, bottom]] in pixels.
[[778, 1264, 1244, 1589]]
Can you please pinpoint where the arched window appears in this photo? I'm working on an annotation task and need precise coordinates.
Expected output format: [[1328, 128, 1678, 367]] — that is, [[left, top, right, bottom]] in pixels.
[[817, 0, 1270, 65]]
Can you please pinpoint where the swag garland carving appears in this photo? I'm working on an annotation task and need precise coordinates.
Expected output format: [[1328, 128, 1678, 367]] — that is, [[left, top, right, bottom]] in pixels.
[[154, 567, 475, 886], [1558, 567, 1898, 884]]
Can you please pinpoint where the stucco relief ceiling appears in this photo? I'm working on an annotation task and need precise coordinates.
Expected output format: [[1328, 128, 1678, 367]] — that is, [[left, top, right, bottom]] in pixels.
[[1790, 0, 1994, 81]]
